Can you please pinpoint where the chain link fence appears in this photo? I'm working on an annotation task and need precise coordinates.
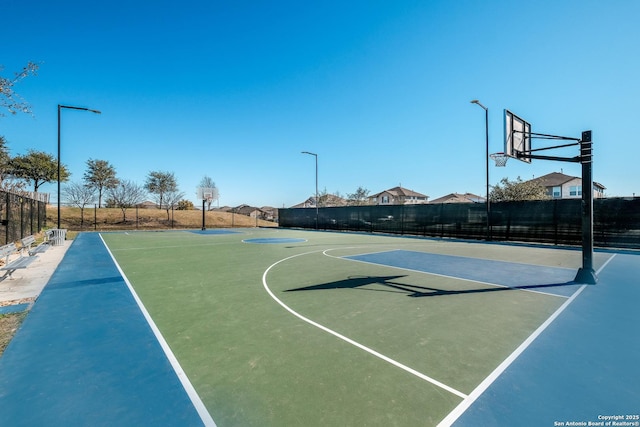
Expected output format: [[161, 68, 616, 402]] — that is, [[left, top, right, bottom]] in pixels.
[[0, 190, 48, 245], [278, 198, 640, 249]]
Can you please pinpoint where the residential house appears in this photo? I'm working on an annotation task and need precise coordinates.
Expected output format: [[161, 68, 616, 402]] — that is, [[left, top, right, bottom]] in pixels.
[[291, 194, 348, 208], [260, 206, 277, 222], [529, 172, 606, 199], [369, 186, 428, 205], [234, 204, 265, 219], [429, 193, 485, 204], [136, 200, 158, 209]]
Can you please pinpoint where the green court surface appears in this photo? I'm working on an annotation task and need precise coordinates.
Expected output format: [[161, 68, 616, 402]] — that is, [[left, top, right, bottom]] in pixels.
[[101, 229, 611, 426]]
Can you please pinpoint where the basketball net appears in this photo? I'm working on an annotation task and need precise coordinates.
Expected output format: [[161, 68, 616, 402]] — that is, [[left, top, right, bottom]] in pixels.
[[490, 152, 509, 167]]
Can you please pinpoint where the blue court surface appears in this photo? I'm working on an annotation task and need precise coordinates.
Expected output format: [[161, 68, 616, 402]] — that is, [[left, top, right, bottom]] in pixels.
[[243, 237, 307, 244], [0, 232, 638, 426], [346, 250, 582, 297], [0, 233, 210, 426], [451, 252, 640, 426], [189, 229, 242, 235]]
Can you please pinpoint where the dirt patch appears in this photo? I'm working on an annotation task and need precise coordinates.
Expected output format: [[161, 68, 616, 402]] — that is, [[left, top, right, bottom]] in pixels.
[[0, 311, 27, 356], [0, 299, 34, 356], [0, 297, 35, 307]]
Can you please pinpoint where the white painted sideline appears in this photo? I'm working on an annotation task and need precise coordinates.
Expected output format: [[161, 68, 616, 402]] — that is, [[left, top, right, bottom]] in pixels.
[[437, 254, 617, 427], [262, 249, 468, 400], [99, 234, 217, 427]]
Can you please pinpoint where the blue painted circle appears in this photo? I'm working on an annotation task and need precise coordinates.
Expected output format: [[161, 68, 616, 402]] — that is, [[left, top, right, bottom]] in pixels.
[[243, 237, 306, 244]]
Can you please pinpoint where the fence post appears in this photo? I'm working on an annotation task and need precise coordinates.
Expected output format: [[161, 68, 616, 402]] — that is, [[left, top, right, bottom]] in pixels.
[[20, 196, 24, 239]]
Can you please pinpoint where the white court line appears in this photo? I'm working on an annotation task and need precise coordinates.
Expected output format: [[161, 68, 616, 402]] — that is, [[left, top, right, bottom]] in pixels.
[[262, 250, 468, 400], [437, 253, 618, 427], [99, 234, 217, 427]]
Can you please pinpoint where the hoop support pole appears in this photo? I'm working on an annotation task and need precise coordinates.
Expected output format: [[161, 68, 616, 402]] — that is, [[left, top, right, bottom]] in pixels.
[[574, 130, 597, 284], [202, 199, 206, 230], [511, 126, 597, 284]]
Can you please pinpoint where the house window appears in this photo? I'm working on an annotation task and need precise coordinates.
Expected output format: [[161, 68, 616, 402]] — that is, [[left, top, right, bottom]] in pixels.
[[569, 185, 582, 196], [552, 186, 561, 198], [382, 196, 389, 204]]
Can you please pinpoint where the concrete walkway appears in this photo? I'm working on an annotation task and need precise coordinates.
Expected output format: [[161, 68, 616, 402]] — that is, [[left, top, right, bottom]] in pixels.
[[0, 239, 71, 307]]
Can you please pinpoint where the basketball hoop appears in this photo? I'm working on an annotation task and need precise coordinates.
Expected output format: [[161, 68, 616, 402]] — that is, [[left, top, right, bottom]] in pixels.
[[490, 152, 509, 167], [197, 187, 216, 203]]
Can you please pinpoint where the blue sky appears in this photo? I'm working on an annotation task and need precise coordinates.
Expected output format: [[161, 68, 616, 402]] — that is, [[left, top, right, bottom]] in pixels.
[[2, 0, 639, 208]]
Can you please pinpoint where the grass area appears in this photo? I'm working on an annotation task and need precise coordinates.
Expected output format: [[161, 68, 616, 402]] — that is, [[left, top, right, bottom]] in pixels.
[[47, 205, 277, 233], [0, 312, 27, 356]]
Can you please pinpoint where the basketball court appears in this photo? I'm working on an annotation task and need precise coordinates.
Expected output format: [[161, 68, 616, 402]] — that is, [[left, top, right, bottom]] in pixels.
[[1, 229, 637, 426]]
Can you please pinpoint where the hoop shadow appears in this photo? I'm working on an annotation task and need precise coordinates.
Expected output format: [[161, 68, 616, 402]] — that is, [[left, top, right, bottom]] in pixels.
[[285, 275, 409, 293], [285, 275, 579, 298]]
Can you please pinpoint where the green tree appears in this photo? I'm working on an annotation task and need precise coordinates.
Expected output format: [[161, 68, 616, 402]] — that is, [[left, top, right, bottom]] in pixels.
[[347, 186, 371, 206], [490, 177, 550, 202], [83, 159, 119, 208], [177, 199, 194, 210], [145, 171, 178, 210], [10, 150, 70, 192], [0, 62, 39, 117]]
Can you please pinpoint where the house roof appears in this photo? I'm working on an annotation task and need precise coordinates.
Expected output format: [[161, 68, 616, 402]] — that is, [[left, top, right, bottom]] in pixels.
[[530, 172, 606, 190], [430, 193, 485, 204], [291, 194, 348, 208], [235, 205, 263, 215], [371, 186, 428, 198], [530, 172, 576, 187]]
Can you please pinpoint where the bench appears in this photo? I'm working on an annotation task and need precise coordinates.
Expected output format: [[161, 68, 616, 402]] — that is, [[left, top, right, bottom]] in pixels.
[[43, 229, 54, 243], [20, 235, 50, 256], [0, 243, 38, 279], [44, 229, 67, 246]]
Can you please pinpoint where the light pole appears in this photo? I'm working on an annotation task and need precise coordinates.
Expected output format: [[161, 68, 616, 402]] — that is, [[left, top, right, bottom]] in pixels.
[[301, 151, 318, 229], [58, 104, 101, 229], [471, 99, 490, 240]]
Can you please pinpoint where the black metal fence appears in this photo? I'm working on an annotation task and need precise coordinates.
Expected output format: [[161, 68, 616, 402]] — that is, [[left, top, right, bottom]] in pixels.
[[0, 190, 48, 245], [278, 198, 640, 249]]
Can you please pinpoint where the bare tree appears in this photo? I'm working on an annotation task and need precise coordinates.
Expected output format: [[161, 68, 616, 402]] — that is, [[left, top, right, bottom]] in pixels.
[[0, 136, 25, 193], [0, 62, 39, 117], [163, 189, 185, 221], [317, 187, 330, 207], [106, 180, 146, 222], [63, 182, 96, 229]]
